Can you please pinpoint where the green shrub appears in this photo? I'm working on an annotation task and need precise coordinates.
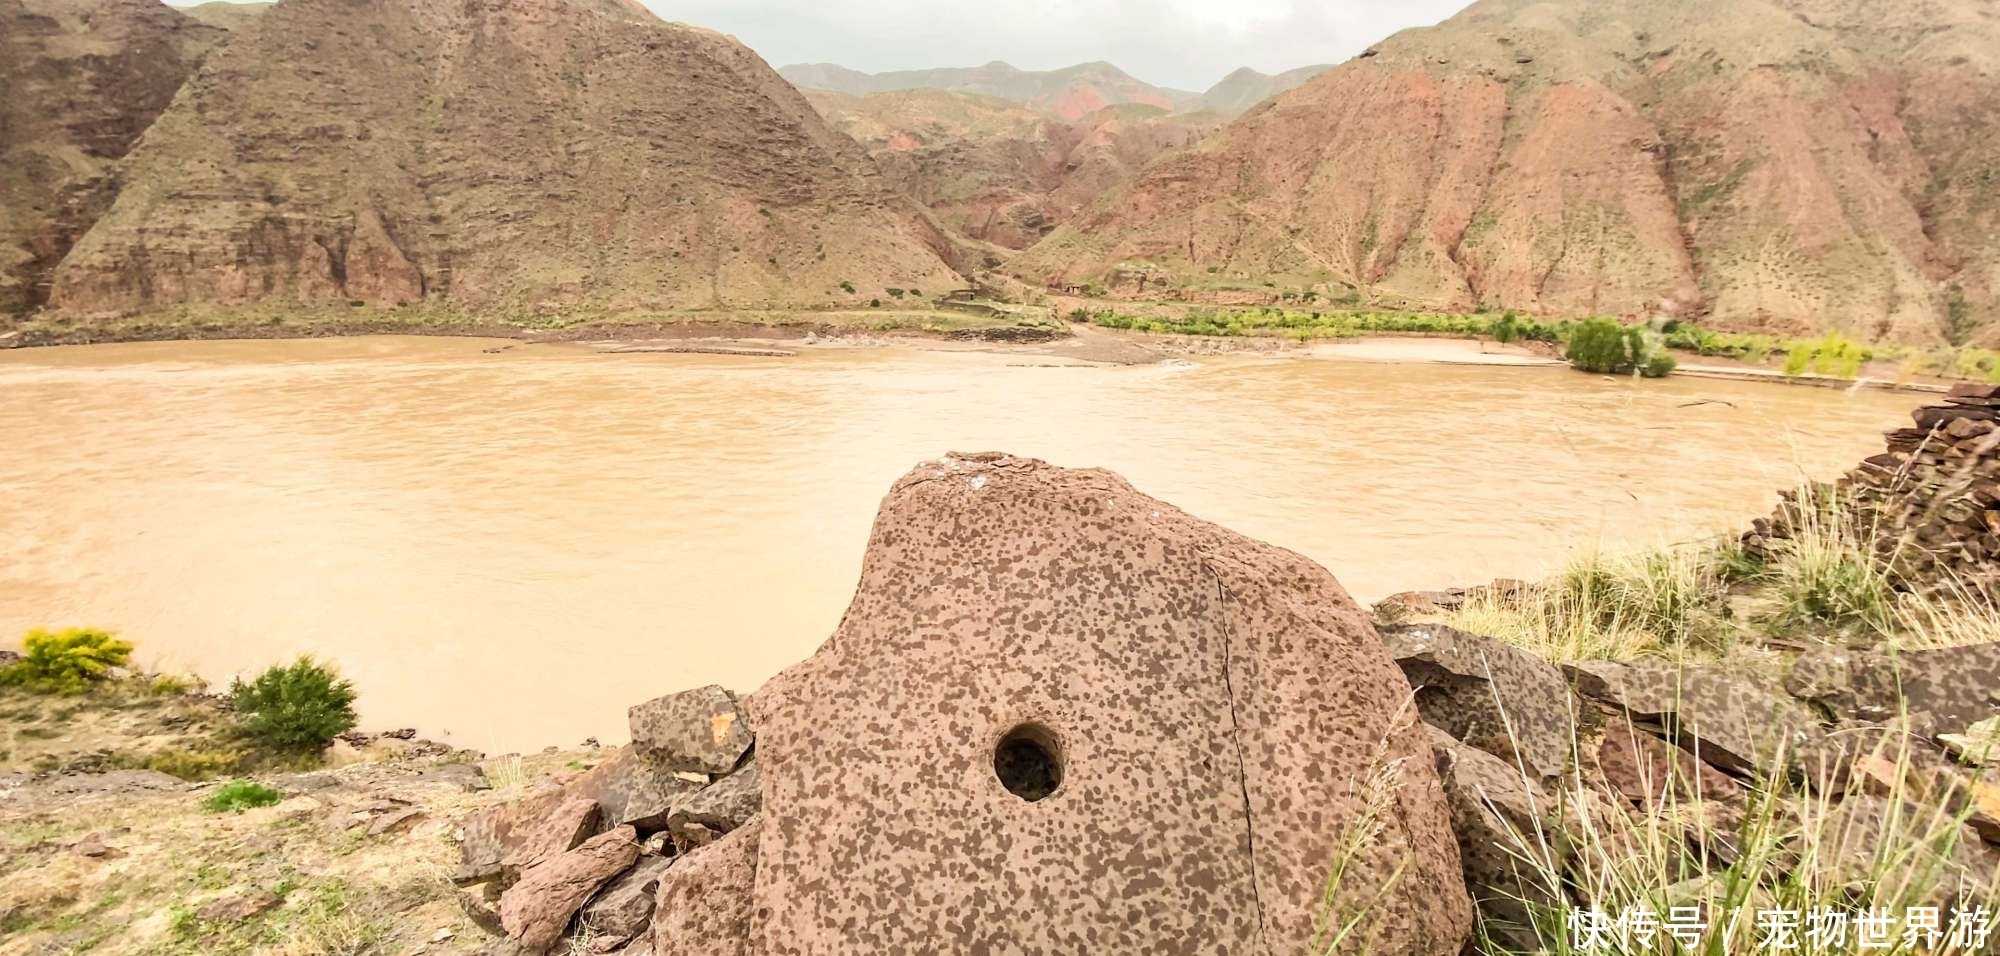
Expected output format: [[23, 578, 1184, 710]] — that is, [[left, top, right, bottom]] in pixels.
[[203, 780, 283, 813], [1491, 311, 1521, 345], [1640, 351, 1677, 378], [886, 288, 905, 298], [228, 657, 358, 755], [869, 298, 882, 308], [0, 628, 134, 694], [1782, 344, 1814, 377], [1565, 318, 1637, 374], [838, 281, 855, 294]]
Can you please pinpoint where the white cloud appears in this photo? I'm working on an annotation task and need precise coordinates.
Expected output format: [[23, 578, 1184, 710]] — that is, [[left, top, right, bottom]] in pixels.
[[643, 0, 1470, 90]]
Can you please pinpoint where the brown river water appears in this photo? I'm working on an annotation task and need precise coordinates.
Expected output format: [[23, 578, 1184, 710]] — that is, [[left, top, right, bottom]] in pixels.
[[0, 336, 1922, 752]]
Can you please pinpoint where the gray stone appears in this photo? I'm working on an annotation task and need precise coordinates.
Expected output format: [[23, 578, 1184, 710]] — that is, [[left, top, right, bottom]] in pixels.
[[745, 454, 1470, 955], [566, 747, 697, 835], [666, 760, 759, 850], [1567, 661, 1822, 778], [1428, 728, 1563, 954], [1787, 642, 2000, 739], [1381, 622, 1578, 780], [628, 686, 754, 776], [579, 854, 671, 947]]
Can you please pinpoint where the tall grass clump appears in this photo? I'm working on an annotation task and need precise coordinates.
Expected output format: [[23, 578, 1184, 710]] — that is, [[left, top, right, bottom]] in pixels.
[[228, 656, 358, 755], [0, 628, 135, 694], [1480, 727, 2000, 955], [1444, 547, 1731, 661], [1762, 487, 1896, 639]]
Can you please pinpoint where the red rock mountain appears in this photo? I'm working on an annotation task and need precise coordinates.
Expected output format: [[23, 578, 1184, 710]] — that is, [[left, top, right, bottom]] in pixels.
[[49, 0, 964, 315], [1015, 0, 2000, 344], [0, 0, 223, 317], [780, 61, 1195, 122], [806, 90, 1222, 250]]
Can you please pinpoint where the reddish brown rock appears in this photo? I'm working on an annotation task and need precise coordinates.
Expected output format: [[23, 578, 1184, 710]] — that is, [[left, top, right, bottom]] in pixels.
[[456, 793, 599, 887], [500, 825, 640, 953], [746, 454, 1471, 955], [628, 686, 754, 776], [196, 890, 281, 923], [1592, 723, 1741, 809], [651, 818, 760, 956]]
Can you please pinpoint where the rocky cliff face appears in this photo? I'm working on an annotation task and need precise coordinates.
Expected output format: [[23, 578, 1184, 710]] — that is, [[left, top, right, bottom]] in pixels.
[[780, 60, 1195, 121], [0, 0, 224, 318], [49, 0, 964, 316], [806, 90, 1221, 250], [1015, 0, 2000, 344]]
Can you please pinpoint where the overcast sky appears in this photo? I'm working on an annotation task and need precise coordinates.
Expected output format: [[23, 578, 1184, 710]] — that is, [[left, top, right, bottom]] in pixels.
[[165, 0, 1470, 92], [644, 0, 1471, 91]]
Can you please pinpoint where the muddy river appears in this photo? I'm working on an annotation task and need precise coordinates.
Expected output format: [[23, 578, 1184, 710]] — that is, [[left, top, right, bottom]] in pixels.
[[0, 336, 1921, 752]]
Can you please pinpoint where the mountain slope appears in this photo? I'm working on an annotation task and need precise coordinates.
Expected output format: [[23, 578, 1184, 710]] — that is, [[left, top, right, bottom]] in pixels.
[[779, 61, 1195, 121], [1015, 0, 2000, 344], [51, 0, 963, 316], [0, 0, 224, 318], [1195, 65, 1334, 115], [806, 90, 1221, 249], [179, 0, 269, 30]]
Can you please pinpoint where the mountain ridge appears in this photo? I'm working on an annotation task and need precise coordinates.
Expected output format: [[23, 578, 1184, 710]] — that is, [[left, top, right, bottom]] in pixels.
[[1012, 0, 2000, 344], [47, 0, 966, 317]]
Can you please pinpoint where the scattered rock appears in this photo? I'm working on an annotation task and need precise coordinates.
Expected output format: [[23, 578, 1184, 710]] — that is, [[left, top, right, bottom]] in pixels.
[[566, 747, 697, 834], [578, 854, 672, 948], [367, 807, 427, 837], [455, 793, 599, 887], [651, 818, 761, 956], [197, 890, 281, 923], [1940, 715, 2000, 764], [1788, 643, 2000, 739], [416, 763, 491, 792], [1591, 723, 1741, 808], [1381, 622, 1579, 780], [1820, 796, 1999, 902], [40, 770, 184, 797], [70, 833, 125, 859], [500, 825, 640, 954], [1567, 661, 1821, 777], [666, 760, 759, 850], [746, 454, 1471, 954], [628, 686, 755, 776], [1428, 729, 1562, 953]]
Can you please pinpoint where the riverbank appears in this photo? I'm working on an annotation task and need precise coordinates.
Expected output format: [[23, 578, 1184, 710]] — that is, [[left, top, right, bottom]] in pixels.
[[4, 304, 1964, 394]]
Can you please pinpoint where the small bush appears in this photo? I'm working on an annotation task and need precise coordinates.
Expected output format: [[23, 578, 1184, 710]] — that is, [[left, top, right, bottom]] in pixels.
[[1491, 311, 1521, 345], [203, 780, 283, 813], [838, 281, 855, 294], [0, 628, 134, 694], [886, 288, 905, 298], [229, 657, 358, 755], [147, 674, 198, 697], [869, 298, 882, 308], [1566, 318, 1638, 374], [1640, 351, 1677, 378], [142, 747, 245, 781]]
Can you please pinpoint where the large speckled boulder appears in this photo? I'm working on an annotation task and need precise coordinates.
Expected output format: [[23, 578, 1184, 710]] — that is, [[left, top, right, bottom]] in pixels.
[[1566, 662, 1822, 778], [455, 793, 599, 887], [1382, 623, 1579, 781], [744, 454, 1472, 955]]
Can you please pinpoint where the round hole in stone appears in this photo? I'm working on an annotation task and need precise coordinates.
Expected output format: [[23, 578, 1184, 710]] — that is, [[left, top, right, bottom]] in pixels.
[[994, 723, 1063, 802]]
